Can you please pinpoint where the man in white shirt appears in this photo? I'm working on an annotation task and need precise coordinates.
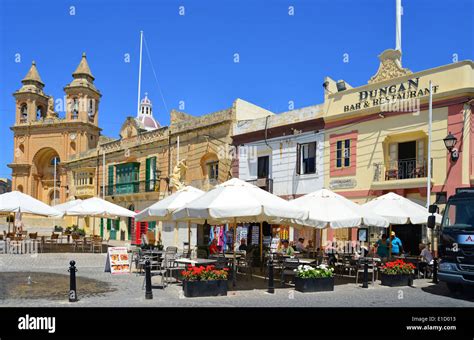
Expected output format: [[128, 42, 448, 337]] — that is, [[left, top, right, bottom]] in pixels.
[[419, 243, 434, 264], [419, 243, 434, 278]]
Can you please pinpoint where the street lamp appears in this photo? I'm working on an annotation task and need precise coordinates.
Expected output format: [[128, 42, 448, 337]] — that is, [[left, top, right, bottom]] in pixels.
[[443, 132, 459, 161]]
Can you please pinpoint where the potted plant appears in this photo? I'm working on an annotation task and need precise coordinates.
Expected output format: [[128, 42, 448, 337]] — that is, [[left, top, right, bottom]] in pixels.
[[54, 225, 64, 233], [181, 265, 229, 297], [380, 259, 415, 287], [294, 264, 335, 293]]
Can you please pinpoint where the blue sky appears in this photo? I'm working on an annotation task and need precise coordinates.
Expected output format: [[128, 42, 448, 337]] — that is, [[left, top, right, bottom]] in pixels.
[[0, 0, 472, 179]]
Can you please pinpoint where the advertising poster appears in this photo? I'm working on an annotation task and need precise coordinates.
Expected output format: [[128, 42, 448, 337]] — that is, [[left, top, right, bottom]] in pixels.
[[105, 247, 130, 275]]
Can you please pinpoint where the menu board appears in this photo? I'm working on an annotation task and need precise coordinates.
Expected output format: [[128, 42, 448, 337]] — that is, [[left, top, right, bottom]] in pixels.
[[105, 247, 130, 275], [251, 226, 259, 245]]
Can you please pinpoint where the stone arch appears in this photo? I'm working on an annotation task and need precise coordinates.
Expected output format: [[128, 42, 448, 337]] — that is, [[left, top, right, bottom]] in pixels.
[[17, 185, 23, 193], [31, 147, 61, 201], [36, 105, 46, 119]]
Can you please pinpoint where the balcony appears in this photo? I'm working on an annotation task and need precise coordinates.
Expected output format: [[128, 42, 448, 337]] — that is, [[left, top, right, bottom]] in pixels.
[[246, 177, 273, 193], [74, 184, 95, 198], [372, 159, 432, 189], [101, 180, 160, 197]]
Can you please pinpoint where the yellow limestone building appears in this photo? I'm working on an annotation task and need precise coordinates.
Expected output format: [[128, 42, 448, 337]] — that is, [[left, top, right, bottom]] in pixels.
[[321, 49, 473, 253]]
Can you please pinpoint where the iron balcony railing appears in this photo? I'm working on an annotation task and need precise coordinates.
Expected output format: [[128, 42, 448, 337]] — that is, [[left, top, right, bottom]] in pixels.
[[101, 179, 160, 197], [246, 177, 273, 193], [373, 158, 432, 182]]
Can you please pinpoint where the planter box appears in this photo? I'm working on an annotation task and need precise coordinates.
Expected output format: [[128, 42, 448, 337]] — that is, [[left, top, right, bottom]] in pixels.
[[182, 280, 228, 298], [295, 277, 334, 293], [380, 273, 412, 287]]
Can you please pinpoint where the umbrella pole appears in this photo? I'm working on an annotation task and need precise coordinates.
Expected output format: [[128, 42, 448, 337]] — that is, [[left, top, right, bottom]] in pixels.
[[389, 224, 392, 259], [313, 228, 316, 258], [259, 222, 263, 263], [233, 218, 237, 287], [187, 221, 191, 254], [8, 214, 11, 234]]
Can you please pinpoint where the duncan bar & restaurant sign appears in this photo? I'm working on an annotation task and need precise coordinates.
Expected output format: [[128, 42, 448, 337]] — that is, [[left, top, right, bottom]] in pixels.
[[343, 77, 440, 113]]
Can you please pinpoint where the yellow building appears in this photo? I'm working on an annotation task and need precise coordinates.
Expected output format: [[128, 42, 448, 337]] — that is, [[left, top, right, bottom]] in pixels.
[[322, 49, 474, 252]]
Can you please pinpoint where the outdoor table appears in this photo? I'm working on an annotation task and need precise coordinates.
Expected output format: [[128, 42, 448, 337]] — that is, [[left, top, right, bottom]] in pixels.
[[175, 258, 218, 266], [219, 253, 242, 259], [298, 258, 317, 265]]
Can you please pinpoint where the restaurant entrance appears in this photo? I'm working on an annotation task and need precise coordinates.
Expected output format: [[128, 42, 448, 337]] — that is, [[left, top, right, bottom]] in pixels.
[[391, 224, 422, 256]]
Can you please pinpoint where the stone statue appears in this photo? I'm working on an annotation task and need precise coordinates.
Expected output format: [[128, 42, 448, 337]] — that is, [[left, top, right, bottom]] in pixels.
[[170, 159, 187, 190], [46, 96, 57, 118]]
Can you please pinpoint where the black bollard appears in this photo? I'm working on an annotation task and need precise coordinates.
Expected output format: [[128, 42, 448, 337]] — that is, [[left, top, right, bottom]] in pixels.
[[362, 261, 369, 288], [68, 260, 77, 302], [432, 257, 439, 284], [144, 260, 153, 300], [267, 256, 275, 294]]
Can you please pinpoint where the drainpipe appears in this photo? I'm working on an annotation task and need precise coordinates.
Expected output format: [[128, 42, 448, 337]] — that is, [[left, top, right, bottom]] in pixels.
[[264, 115, 273, 151]]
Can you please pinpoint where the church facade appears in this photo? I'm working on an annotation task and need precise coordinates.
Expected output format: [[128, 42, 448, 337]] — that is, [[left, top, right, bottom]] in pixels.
[[9, 54, 101, 206]]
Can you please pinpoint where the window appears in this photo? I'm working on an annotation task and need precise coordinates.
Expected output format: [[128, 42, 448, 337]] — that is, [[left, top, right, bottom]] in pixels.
[[207, 161, 219, 180], [336, 139, 351, 168], [115, 162, 140, 194], [20, 104, 28, 121], [75, 172, 93, 186], [36, 106, 45, 119], [297, 142, 316, 175], [257, 156, 269, 178], [72, 98, 79, 119], [88, 100, 94, 122], [145, 157, 157, 192]]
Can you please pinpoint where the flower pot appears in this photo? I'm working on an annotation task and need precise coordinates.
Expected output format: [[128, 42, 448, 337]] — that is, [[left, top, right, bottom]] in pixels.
[[182, 280, 228, 298], [294, 277, 334, 293], [380, 273, 412, 287]]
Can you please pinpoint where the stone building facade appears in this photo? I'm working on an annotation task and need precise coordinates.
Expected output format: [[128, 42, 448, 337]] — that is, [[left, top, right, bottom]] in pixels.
[[8, 54, 101, 205]]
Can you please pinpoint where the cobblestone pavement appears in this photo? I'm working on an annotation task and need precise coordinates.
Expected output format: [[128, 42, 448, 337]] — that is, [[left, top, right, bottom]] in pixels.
[[0, 253, 473, 307]]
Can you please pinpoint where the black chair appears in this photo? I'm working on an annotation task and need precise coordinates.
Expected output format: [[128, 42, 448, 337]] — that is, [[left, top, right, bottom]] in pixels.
[[280, 258, 300, 287], [237, 249, 254, 280], [264, 253, 284, 281], [355, 257, 378, 286]]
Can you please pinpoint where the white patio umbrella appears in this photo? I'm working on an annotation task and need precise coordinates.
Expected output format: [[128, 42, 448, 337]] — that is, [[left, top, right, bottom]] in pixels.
[[362, 192, 441, 225], [362, 192, 442, 257], [173, 178, 308, 272], [291, 189, 388, 229], [53, 199, 83, 214], [65, 197, 136, 235], [136, 186, 204, 221], [290, 189, 388, 256], [173, 178, 308, 224], [0, 191, 63, 233], [0, 191, 63, 217], [135, 186, 205, 248], [53, 199, 84, 232]]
